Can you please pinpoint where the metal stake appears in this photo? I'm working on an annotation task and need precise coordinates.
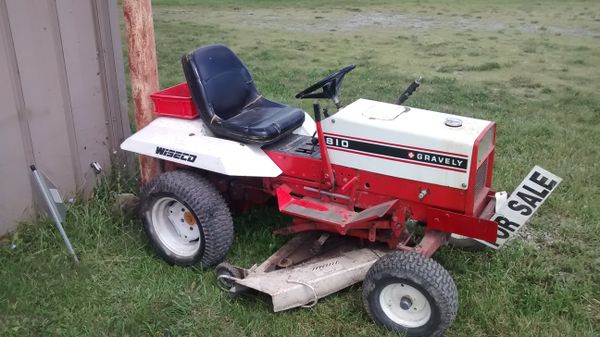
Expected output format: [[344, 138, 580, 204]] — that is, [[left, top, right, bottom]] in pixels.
[[30, 165, 79, 264]]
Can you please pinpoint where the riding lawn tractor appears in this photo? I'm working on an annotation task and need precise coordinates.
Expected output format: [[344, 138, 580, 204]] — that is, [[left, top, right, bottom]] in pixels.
[[121, 44, 561, 336]]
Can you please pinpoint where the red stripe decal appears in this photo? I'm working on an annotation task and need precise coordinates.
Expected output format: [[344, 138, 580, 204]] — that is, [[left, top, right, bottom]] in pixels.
[[323, 132, 469, 158], [327, 146, 468, 173]]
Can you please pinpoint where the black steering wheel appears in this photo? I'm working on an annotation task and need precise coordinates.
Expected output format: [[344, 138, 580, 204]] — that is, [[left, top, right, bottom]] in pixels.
[[295, 64, 356, 107]]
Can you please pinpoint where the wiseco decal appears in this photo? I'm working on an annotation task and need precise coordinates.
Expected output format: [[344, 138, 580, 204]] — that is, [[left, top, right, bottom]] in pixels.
[[155, 146, 197, 163], [324, 136, 468, 171]]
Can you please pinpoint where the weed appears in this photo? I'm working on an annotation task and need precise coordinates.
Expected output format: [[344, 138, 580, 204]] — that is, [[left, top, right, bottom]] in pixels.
[[438, 62, 501, 73], [509, 76, 542, 89]]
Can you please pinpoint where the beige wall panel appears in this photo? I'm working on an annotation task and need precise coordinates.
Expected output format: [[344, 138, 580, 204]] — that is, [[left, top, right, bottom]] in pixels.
[[0, 1, 34, 234], [5, 0, 78, 194], [56, 0, 111, 193], [0, 0, 129, 236]]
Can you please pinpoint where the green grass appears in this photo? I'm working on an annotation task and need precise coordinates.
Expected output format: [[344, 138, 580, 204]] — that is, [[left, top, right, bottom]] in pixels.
[[2, 0, 600, 336]]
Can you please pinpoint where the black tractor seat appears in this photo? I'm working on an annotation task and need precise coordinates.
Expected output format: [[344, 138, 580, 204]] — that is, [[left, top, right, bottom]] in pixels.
[[182, 44, 305, 145]]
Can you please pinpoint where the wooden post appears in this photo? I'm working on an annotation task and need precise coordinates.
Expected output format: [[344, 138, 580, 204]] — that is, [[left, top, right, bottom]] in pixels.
[[122, 0, 161, 184]]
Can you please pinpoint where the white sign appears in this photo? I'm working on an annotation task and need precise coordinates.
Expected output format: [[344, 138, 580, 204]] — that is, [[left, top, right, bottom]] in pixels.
[[478, 165, 562, 249]]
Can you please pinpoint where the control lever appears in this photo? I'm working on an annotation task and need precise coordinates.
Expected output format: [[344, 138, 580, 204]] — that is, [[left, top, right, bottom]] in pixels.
[[313, 102, 335, 189], [396, 76, 422, 105], [311, 104, 330, 147]]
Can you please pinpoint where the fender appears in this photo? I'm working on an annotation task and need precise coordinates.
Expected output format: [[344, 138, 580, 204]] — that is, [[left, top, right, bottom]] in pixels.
[[121, 114, 316, 177], [121, 117, 279, 177]]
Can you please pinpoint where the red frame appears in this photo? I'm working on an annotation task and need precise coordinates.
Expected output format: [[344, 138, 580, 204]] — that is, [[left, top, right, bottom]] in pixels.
[[257, 121, 499, 248], [465, 122, 496, 216], [164, 126, 498, 251], [154, 83, 499, 251]]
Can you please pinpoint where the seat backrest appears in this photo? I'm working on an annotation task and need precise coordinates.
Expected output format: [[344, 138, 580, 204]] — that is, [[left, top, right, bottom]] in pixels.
[[182, 44, 260, 121]]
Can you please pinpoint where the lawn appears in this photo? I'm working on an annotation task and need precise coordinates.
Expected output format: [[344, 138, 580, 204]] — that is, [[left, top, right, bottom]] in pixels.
[[1, 0, 599, 336]]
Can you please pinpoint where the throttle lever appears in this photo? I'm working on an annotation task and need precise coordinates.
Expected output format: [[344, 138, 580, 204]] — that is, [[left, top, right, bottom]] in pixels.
[[396, 76, 422, 105]]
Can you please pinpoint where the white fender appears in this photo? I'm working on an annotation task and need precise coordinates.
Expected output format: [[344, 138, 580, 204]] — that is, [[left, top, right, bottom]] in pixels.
[[120, 117, 286, 177], [293, 111, 317, 136]]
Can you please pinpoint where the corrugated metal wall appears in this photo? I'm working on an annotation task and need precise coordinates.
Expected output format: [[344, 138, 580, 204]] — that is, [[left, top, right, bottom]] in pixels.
[[0, 0, 129, 236]]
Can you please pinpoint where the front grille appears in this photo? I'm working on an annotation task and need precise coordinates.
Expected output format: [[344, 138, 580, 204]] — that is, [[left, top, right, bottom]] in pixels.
[[475, 158, 488, 199]]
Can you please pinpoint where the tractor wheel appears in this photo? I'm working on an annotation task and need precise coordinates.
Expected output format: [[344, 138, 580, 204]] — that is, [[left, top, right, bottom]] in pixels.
[[362, 251, 458, 337], [448, 234, 487, 251], [139, 170, 234, 267]]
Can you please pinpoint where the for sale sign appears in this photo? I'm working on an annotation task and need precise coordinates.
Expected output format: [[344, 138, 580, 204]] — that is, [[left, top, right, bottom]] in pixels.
[[477, 166, 562, 249]]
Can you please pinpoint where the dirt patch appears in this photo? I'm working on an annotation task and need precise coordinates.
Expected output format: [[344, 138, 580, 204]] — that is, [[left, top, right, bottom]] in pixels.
[[156, 8, 600, 38]]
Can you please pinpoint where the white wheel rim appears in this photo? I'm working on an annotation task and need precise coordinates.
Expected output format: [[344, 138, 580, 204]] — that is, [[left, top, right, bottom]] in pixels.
[[148, 196, 201, 257], [379, 282, 432, 328]]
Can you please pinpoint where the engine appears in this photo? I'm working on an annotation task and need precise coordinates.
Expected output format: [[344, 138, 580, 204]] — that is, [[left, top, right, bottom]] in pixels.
[[321, 99, 496, 215]]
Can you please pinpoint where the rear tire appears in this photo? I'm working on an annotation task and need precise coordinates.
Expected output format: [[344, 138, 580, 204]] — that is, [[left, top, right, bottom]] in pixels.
[[362, 251, 458, 337], [139, 170, 234, 267]]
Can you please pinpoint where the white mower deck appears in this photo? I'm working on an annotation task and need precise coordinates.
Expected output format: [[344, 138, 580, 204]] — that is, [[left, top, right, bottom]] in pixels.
[[222, 233, 390, 312]]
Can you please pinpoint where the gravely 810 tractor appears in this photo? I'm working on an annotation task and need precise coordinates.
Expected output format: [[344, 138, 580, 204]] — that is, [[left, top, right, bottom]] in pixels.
[[121, 44, 561, 336]]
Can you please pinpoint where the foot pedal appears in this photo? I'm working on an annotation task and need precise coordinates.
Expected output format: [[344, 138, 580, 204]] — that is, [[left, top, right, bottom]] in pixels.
[[275, 185, 397, 227]]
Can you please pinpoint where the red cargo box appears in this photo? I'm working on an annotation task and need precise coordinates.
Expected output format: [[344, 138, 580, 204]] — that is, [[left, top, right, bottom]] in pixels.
[[150, 83, 198, 119]]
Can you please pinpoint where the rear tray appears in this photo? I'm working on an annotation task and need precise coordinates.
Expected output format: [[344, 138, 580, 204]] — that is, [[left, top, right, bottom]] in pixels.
[[150, 82, 198, 119]]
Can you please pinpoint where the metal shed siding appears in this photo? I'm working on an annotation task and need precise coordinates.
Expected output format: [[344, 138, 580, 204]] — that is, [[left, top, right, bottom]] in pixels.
[[0, 3, 35, 227], [0, 0, 129, 236]]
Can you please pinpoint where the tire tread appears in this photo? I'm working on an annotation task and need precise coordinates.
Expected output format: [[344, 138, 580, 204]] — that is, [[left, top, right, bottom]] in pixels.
[[362, 251, 458, 337], [140, 170, 234, 267]]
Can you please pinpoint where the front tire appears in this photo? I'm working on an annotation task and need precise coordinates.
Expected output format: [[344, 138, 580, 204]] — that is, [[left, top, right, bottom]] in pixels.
[[362, 251, 458, 337], [139, 170, 234, 267]]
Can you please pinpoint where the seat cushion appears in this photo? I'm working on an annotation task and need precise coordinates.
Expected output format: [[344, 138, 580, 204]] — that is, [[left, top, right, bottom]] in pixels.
[[221, 98, 305, 143], [182, 44, 305, 144], [204, 68, 256, 120]]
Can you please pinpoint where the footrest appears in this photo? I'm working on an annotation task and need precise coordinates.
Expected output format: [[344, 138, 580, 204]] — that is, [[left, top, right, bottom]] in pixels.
[[275, 185, 397, 226]]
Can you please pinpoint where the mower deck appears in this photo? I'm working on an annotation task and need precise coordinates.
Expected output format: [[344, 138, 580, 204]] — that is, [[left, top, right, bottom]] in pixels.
[[220, 233, 389, 312]]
